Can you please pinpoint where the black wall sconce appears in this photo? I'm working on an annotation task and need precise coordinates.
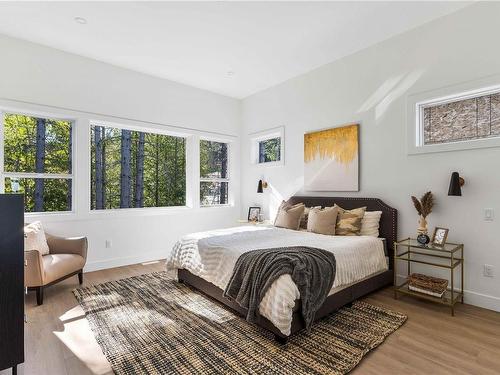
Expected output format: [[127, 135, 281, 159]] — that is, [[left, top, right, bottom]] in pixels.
[[448, 172, 465, 196], [257, 179, 268, 193]]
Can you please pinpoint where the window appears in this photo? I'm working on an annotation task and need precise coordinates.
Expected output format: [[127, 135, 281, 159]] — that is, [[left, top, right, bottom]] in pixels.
[[200, 139, 229, 206], [2, 112, 73, 212], [258, 137, 281, 163], [250, 127, 284, 165], [420, 90, 500, 146], [90, 124, 186, 210]]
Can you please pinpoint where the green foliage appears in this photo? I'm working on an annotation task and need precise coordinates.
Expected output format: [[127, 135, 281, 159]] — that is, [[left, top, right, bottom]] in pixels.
[[3, 114, 72, 212], [200, 140, 228, 205], [4, 114, 71, 174], [200, 140, 228, 178], [259, 137, 280, 163], [90, 125, 186, 209], [3, 114, 226, 211], [4, 178, 71, 213]]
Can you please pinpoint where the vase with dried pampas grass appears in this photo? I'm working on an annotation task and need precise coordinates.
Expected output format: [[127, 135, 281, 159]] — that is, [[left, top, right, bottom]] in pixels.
[[411, 191, 434, 236]]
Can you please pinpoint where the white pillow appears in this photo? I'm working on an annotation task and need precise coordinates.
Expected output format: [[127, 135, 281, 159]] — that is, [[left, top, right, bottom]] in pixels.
[[24, 221, 50, 255], [360, 211, 382, 237]]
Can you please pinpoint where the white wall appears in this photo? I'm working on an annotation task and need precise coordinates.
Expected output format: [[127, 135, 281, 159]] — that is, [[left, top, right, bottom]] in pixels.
[[0, 34, 241, 271], [2, 3, 499, 311], [241, 3, 500, 311]]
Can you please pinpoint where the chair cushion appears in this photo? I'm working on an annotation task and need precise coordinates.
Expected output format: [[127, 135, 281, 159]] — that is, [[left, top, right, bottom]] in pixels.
[[42, 254, 85, 284]]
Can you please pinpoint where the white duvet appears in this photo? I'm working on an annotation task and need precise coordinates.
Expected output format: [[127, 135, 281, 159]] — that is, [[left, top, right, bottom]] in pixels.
[[166, 226, 387, 335]]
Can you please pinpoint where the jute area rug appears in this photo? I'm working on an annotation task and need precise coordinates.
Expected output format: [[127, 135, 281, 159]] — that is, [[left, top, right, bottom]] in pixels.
[[73, 272, 406, 375]]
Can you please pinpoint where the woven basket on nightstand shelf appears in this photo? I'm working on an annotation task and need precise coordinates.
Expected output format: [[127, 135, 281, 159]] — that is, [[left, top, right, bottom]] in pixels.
[[408, 273, 448, 297]]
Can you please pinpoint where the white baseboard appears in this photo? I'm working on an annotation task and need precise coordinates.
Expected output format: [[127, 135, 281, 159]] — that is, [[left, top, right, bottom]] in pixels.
[[463, 290, 500, 312], [395, 274, 500, 313], [84, 251, 167, 273]]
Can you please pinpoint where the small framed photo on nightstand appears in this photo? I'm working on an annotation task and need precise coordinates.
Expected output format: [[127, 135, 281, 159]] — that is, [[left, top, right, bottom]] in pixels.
[[431, 227, 449, 247], [248, 207, 261, 222]]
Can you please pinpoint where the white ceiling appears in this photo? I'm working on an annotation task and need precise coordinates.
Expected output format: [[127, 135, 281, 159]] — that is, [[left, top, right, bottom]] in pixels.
[[0, 2, 470, 99]]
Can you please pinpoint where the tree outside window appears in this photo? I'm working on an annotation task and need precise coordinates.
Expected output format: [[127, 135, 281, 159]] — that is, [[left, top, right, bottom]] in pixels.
[[200, 140, 229, 206], [90, 125, 186, 210], [258, 137, 281, 163], [3, 113, 73, 212]]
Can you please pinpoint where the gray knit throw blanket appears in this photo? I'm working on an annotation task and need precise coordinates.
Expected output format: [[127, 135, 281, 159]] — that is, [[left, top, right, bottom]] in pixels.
[[224, 246, 336, 331]]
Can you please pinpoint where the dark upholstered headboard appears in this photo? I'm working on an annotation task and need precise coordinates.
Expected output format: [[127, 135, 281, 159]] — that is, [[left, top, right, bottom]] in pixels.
[[287, 196, 398, 268]]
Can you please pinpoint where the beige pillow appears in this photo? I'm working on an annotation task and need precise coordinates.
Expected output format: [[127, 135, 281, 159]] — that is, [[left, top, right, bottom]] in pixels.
[[307, 206, 339, 235], [299, 206, 321, 229], [360, 211, 382, 237], [24, 221, 50, 255], [335, 205, 366, 236], [274, 202, 305, 230]]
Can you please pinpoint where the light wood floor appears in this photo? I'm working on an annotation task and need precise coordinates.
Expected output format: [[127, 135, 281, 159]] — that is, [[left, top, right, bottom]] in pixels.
[[3, 262, 500, 375]]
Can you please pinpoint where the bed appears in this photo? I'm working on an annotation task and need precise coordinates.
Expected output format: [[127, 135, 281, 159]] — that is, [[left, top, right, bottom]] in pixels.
[[168, 196, 397, 343]]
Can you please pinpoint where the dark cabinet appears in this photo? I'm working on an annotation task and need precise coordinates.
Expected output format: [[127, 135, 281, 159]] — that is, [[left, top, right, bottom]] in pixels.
[[0, 194, 24, 374]]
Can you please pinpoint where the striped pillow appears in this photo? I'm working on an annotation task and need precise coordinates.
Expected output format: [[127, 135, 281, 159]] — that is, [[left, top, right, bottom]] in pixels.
[[360, 211, 382, 237]]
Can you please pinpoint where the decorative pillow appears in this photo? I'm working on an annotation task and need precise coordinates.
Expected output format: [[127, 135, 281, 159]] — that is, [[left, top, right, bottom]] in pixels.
[[335, 205, 366, 236], [360, 211, 382, 237], [307, 206, 339, 235], [24, 221, 50, 255], [274, 201, 305, 230], [299, 206, 321, 229]]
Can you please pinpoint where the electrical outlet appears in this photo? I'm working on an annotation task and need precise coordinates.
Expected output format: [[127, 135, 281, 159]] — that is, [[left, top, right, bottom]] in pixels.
[[105, 239, 112, 249], [484, 208, 494, 221], [483, 264, 494, 278]]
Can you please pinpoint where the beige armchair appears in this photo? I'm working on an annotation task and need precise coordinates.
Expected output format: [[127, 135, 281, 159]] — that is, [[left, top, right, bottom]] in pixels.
[[25, 234, 88, 305]]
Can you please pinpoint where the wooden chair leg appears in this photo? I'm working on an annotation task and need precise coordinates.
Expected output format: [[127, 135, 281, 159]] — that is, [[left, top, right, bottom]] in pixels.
[[36, 286, 44, 306], [78, 270, 83, 285]]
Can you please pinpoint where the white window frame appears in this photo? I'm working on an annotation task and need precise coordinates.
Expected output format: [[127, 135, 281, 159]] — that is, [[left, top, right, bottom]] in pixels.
[[407, 75, 500, 155], [0, 108, 75, 215], [250, 126, 284, 166], [199, 136, 231, 207], [0, 98, 237, 220], [88, 120, 190, 212]]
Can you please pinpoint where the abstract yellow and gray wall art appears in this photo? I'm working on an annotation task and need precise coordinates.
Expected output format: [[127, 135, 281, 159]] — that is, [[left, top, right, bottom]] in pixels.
[[304, 124, 359, 191]]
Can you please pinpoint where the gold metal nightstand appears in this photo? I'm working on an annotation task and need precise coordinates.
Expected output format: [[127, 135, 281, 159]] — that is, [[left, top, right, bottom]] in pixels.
[[393, 238, 464, 316]]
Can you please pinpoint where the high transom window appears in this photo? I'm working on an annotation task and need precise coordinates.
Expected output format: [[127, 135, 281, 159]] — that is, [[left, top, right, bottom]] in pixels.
[[250, 126, 284, 165], [258, 137, 281, 163], [419, 89, 500, 146]]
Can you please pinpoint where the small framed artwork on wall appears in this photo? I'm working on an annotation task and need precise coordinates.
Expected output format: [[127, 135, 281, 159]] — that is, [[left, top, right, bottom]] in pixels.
[[248, 207, 261, 222]]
